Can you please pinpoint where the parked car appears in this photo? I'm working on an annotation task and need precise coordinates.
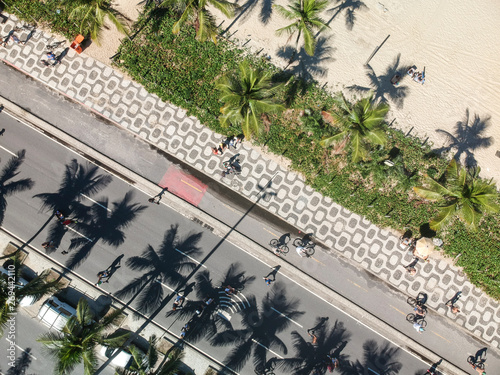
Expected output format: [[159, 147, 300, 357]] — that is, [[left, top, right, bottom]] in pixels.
[[99, 345, 134, 368], [0, 266, 36, 306], [37, 296, 76, 331]]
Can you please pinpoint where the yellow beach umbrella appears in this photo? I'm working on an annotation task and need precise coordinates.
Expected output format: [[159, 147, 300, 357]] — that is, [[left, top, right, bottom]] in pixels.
[[415, 237, 435, 257]]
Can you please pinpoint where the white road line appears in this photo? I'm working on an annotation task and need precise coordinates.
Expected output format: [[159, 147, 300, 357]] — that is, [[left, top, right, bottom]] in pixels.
[[251, 339, 284, 359], [80, 193, 111, 212], [65, 226, 92, 242], [159, 283, 191, 301], [271, 307, 303, 328], [368, 368, 380, 374], [5, 340, 37, 360], [0, 145, 18, 157], [174, 248, 207, 268]]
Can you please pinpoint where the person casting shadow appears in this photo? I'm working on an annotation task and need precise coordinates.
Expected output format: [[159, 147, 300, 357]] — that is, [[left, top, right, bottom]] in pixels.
[[264, 265, 281, 280]]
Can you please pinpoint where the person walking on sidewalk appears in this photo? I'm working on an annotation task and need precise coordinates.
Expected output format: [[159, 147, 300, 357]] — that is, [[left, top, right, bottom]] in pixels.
[[446, 291, 462, 314], [403, 257, 418, 275]]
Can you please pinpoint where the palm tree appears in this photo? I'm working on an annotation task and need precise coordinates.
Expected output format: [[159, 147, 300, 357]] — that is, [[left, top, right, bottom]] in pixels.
[[37, 298, 128, 375], [217, 60, 284, 139], [0, 150, 34, 226], [413, 159, 499, 231], [320, 92, 389, 163], [275, 0, 330, 57], [342, 340, 402, 375], [0, 254, 60, 337], [116, 335, 185, 375], [279, 319, 350, 375], [66, 191, 146, 270], [60, 0, 128, 44], [160, 0, 236, 43], [211, 283, 304, 371], [114, 225, 202, 314], [34, 159, 112, 251]]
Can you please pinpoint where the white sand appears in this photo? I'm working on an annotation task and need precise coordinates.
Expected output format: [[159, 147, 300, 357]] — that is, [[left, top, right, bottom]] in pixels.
[[86, 0, 500, 181]]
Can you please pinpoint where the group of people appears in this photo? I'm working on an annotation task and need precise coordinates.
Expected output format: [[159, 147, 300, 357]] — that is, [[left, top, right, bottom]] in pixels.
[[407, 66, 425, 84], [211, 135, 243, 155], [54, 210, 78, 226]]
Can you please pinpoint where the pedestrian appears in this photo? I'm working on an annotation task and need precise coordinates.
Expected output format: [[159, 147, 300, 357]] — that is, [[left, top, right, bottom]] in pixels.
[[308, 330, 318, 344], [149, 187, 168, 204], [403, 257, 419, 275], [46, 51, 56, 61], [95, 270, 110, 286], [41, 240, 57, 249], [0, 128, 5, 136], [61, 250, 69, 255], [10, 34, 25, 45], [172, 294, 185, 311], [180, 323, 189, 339], [263, 277, 273, 286], [445, 291, 462, 313]]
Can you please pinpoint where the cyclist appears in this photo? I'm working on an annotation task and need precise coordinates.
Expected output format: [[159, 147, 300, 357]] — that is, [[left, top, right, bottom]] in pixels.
[[296, 246, 308, 257], [414, 304, 426, 318], [172, 294, 185, 311]]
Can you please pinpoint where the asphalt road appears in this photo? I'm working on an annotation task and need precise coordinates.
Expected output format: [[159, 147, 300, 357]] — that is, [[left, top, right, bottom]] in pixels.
[[0, 61, 496, 375], [0, 99, 433, 374]]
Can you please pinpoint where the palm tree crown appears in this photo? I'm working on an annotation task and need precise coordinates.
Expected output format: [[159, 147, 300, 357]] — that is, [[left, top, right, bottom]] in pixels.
[[61, 0, 128, 44], [217, 60, 284, 139], [37, 298, 128, 375], [320, 92, 389, 162], [0, 150, 34, 226], [161, 0, 236, 43], [275, 0, 330, 56], [115, 225, 202, 314], [413, 159, 499, 231]]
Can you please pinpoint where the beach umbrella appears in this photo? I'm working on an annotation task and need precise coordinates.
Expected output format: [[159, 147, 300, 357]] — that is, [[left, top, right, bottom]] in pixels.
[[415, 237, 434, 257]]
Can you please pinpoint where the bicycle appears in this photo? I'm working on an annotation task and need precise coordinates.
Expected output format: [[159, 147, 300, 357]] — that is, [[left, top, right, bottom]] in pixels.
[[221, 156, 241, 177], [467, 356, 486, 370], [270, 238, 289, 256], [407, 294, 426, 308], [46, 40, 66, 50], [406, 313, 427, 328], [293, 237, 316, 256]]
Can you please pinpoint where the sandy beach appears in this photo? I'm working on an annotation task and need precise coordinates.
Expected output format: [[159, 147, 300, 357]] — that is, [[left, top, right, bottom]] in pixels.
[[86, 0, 500, 181]]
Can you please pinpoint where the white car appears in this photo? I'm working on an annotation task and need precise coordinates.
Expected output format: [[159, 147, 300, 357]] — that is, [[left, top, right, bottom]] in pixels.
[[38, 296, 76, 331], [0, 266, 37, 306], [100, 345, 133, 368]]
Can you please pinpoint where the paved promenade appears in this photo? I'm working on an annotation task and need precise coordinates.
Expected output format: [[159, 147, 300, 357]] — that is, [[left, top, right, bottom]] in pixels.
[[1, 14, 499, 354]]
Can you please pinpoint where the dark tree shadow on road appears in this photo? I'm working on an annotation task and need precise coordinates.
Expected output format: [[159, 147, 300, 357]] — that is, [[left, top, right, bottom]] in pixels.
[[5, 347, 34, 375], [211, 282, 304, 371], [0, 150, 34, 227], [34, 159, 112, 252], [347, 54, 409, 108], [324, 0, 368, 31], [65, 191, 146, 270], [342, 340, 402, 375], [432, 109, 493, 168], [167, 263, 255, 342], [278, 318, 351, 375], [114, 224, 202, 315]]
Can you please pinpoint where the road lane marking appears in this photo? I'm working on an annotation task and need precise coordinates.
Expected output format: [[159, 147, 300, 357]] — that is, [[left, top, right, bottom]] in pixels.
[[65, 226, 92, 242], [158, 283, 191, 300], [347, 279, 368, 293], [271, 307, 303, 328], [389, 305, 407, 316], [368, 368, 380, 374], [251, 339, 284, 359], [0, 145, 18, 157], [431, 330, 451, 343], [222, 203, 238, 213], [174, 248, 207, 268], [5, 340, 37, 360], [262, 227, 278, 237], [181, 179, 202, 192], [80, 193, 111, 212]]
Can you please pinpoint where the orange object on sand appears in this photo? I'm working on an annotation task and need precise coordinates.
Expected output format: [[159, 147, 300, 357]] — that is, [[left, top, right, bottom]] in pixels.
[[70, 34, 84, 54]]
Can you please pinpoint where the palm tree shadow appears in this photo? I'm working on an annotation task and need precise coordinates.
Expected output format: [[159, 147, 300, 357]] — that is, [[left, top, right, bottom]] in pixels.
[[324, 0, 368, 30], [210, 282, 304, 371], [278, 318, 351, 375], [0, 150, 34, 227], [277, 35, 335, 82], [221, 0, 275, 35], [65, 191, 146, 270], [344, 339, 403, 374], [5, 348, 33, 375], [347, 54, 409, 108], [432, 109, 493, 168], [167, 263, 256, 343]]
